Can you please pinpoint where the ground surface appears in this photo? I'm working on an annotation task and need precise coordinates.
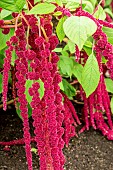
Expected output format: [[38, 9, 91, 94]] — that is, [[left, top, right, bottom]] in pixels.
[[0, 106, 113, 170]]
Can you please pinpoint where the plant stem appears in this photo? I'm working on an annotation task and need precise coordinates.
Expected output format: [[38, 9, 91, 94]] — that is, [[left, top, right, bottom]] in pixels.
[[15, 14, 20, 32], [0, 137, 35, 146], [26, 25, 30, 49], [1, 23, 22, 29], [73, 100, 84, 105], [80, 0, 82, 8], [0, 98, 18, 109], [92, 0, 103, 15], [41, 26, 48, 42], [26, 0, 33, 8], [21, 12, 30, 27]]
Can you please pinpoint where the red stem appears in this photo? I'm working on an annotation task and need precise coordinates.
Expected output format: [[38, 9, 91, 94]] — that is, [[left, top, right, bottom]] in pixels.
[[0, 137, 35, 146]]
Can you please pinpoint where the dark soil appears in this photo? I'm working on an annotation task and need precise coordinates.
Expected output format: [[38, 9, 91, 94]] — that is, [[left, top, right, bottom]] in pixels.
[[0, 106, 113, 170]]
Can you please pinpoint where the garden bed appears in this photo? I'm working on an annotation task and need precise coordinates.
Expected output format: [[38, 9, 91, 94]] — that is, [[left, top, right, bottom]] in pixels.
[[0, 106, 113, 170]]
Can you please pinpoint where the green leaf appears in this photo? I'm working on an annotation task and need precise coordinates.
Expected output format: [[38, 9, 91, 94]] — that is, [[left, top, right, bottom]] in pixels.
[[102, 27, 113, 45], [65, 2, 79, 11], [0, 0, 25, 12], [110, 97, 113, 114], [0, 73, 3, 93], [83, 46, 92, 55], [62, 44, 69, 52], [105, 0, 112, 6], [34, 0, 41, 3], [94, 5, 106, 20], [16, 103, 32, 120], [58, 55, 74, 77], [25, 79, 45, 104], [53, 48, 62, 52], [59, 81, 64, 91], [11, 51, 16, 66], [83, 1, 94, 14], [62, 79, 76, 99], [104, 8, 113, 18], [16, 0, 26, 11], [63, 16, 97, 50], [0, 28, 14, 51], [105, 78, 113, 93], [61, 50, 69, 57], [89, 0, 96, 7], [56, 16, 66, 42], [81, 53, 100, 98], [67, 40, 75, 53], [102, 56, 108, 64], [83, 39, 93, 55], [84, 40, 93, 48], [37, 79, 44, 99], [0, 9, 12, 19], [55, 0, 63, 6], [28, 2, 56, 14], [73, 62, 83, 84], [45, 0, 56, 2], [0, 53, 5, 68], [53, 11, 62, 16], [25, 80, 33, 104], [31, 148, 37, 154]]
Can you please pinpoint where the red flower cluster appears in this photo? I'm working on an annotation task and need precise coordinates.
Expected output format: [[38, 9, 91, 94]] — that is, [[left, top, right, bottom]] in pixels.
[[2, 4, 113, 170], [2, 42, 13, 110], [13, 13, 67, 169], [74, 9, 113, 137], [14, 27, 33, 170], [62, 93, 81, 146]]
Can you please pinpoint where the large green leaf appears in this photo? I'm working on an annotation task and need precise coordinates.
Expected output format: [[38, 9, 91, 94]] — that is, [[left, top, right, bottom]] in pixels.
[[16, 103, 32, 120], [83, 1, 94, 14], [59, 81, 64, 91], [62, 79, 76, 99], [58, 55, 74, 77], [102, 27, 113, 45], [89, 0, 96, 7], [67, 40, 75, 54], [94, 5, 106, 20], [0, 9, 12, 19], [0, 28, 14, 51], [105, 78, 113, 93], [37, 79, 44, 99], [83, 40, 92, 55], [63, 16, 97, 50], [15, 0, 26, 11], [53, 48, 62, 53], [28, 2, 56, 14], [81, 53, 100, 98], [73, 62, 83, 84], [104, 8, 113, 18], [105, 0, 112, 6], [25, 79, 44, 104], [56, 16, 66, 42], [11, 51, 16, 66], [65, 2, 79, 11], [84, 40, 93, 48], [55, 0, 63, 6], [0, 0, 25, 12], [25, 80, 33, 104], [110, 97, 113, 114], [34, 0, 41, 3], [83, 46, 92, 55], [0, 53, 4, 68]]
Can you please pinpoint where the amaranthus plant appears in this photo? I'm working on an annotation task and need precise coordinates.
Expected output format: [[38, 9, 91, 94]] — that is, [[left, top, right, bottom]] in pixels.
[[0, 0, 113, 170]]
